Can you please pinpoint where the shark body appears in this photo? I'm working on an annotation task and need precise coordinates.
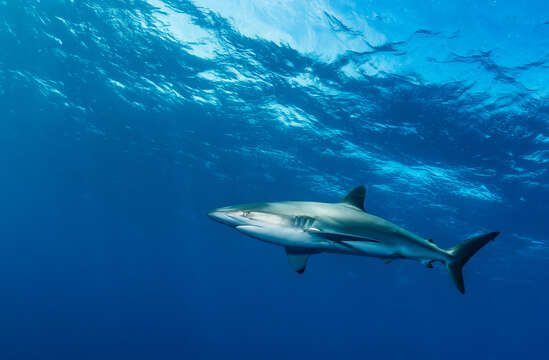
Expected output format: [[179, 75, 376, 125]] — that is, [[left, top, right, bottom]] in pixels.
[[208, 186, 499, 294]]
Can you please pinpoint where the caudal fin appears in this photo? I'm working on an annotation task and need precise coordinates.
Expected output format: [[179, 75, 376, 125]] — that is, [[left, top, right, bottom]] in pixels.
[[446, 232, 500, 294]]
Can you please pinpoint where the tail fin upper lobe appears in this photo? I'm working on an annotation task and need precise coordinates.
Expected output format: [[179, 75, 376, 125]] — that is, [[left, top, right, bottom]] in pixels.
[[446, 232, 500, 294]]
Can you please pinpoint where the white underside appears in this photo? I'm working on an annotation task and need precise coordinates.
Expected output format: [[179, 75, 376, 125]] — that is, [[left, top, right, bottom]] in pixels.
[[235, 224, 420, 260]]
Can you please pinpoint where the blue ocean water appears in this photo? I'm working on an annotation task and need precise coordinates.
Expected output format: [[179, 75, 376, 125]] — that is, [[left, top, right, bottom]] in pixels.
[[1, 0, 548, 358]]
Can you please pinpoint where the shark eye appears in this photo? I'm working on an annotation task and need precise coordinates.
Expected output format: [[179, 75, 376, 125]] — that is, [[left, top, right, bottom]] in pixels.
[[242, 211, 250, 217]]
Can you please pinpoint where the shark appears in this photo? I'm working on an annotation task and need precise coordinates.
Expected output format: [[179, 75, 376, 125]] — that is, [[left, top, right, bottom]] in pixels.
[[207, 186, 499, 294]]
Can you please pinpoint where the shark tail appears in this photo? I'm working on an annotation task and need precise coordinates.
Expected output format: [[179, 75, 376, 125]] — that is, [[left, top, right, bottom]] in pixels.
[[445, 232, 500, 294]]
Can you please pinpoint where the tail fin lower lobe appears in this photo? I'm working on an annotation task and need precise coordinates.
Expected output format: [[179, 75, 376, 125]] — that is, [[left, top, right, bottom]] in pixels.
[[446, 232, 500, 294]]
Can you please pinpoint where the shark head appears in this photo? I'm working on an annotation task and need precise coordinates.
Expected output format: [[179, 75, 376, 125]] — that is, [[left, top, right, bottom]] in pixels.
[[207, 203, 286, 228], [208, 201, 321, 249], [207, 205, 251, 227]]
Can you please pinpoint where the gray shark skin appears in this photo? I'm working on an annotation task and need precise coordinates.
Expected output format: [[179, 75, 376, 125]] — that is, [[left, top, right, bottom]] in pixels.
[[208, 186, 499, 294]]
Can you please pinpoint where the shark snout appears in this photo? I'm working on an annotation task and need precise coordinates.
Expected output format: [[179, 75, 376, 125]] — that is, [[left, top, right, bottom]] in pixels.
[[207, 209, 228, 223], [207, 207, 244, 227]]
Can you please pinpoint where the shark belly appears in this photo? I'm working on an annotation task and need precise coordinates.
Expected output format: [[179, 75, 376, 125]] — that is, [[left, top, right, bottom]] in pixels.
[[323, 240, 399, 259], [236, 224, 408, 259], [236, 224, 331, 249]]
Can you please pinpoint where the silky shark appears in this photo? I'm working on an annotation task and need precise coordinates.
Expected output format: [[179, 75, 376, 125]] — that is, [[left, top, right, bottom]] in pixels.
[[207, 186, 499, 294]]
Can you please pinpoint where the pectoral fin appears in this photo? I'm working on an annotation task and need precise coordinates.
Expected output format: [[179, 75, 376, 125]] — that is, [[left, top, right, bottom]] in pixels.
[[285, 247, 316, 274]]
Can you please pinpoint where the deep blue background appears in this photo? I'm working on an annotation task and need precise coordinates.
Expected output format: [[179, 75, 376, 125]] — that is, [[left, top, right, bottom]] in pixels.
[[1, 1, 548, 359]]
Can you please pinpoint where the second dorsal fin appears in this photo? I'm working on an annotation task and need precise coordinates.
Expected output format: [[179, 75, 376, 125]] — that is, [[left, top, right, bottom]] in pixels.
[[341, 186, 366, 211]]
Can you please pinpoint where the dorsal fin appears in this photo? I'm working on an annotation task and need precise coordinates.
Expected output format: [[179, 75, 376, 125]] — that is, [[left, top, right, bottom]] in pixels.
[[341, 186, 365, 211]]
